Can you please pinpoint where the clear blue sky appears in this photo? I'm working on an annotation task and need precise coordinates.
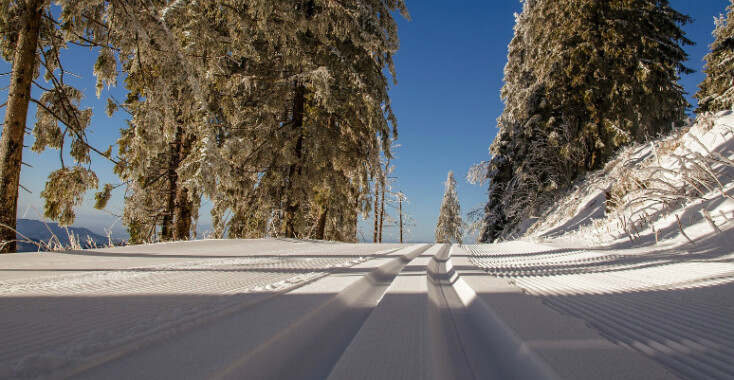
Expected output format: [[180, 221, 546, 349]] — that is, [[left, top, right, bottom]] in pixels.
[[2, 0, 731, 242]]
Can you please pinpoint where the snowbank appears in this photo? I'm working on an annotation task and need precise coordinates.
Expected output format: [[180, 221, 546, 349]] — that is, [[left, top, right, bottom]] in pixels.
[[521, 111, 734, 249]]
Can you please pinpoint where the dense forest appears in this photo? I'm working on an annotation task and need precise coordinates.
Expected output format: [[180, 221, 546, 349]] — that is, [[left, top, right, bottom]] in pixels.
[[1, 0, 732, 250], [0, 0, 409, 252]]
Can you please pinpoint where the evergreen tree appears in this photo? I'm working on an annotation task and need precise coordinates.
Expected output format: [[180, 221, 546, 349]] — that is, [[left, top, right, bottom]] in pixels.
[[96, 0, 407, 243], [480, 0, 691, 242], [0, 1, 116, 252], [198, 0, 407, 242], [94, 2, 211, 243], [435, 171, 462, 244], [696, 0, 734, 113]]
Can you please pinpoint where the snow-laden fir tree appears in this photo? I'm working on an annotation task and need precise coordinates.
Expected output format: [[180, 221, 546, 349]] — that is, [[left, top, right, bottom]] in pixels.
[[479, 0, 691, 242], [91, 2, 212, 243], [197, 0, 408, 241], [435, 171, 463, 244], [98, 0, 408, 242], [696, 0, 734, 113]]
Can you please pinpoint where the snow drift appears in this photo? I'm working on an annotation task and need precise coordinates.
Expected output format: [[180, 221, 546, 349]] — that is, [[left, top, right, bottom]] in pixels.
[[516, 110, 734, 247]]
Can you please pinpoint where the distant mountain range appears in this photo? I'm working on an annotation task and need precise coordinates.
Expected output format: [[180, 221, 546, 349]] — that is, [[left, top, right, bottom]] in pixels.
[[15, 219, 119, 252]]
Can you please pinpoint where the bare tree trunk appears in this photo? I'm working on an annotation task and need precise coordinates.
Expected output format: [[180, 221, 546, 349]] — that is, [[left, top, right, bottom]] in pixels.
[[378, 183, 385, 243], [283, 84, 306, 238], [173, 186, 192, 240], [160, 127, 182, 241], [399, 193, 403, 244], [160, 186, 175, 241], [378, 158, 389, 243], [0, 1, 43, 253], [373, 181, 379, 243], [172, 126, 193, 240], [314, 205, 327, 240]]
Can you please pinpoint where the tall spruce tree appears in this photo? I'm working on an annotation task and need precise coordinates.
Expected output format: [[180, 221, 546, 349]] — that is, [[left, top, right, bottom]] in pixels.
[[696, 0, 734, 113], [199, 0, 407, 241], [93, 2, 212, 243], [435, 171, 462, 244], [480, 0, 691, 242], [102, 0, 407, 243]]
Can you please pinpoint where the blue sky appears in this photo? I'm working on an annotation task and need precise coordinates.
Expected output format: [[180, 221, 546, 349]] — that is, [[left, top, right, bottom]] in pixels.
[[378, 0, 731, 243], [2, 0, 732, 242]]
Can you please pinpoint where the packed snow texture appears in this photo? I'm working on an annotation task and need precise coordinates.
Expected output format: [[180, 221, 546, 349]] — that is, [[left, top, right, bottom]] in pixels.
[[0, 239, 401, 379]]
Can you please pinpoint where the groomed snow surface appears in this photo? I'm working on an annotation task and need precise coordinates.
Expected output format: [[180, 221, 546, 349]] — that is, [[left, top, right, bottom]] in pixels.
[[469, 235, 734, 380], [478, 110, 734, 379], [4, 236, 731, 379], [2, 115, 733, 379]]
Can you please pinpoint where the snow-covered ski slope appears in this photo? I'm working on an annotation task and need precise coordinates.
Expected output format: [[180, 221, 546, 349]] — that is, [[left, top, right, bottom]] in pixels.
[[469, 236, 734, 380], [475, 110, 734, 379], [5, 109, 734, 379], [2, 238, 709, 379], [0, 239, 400, 379]]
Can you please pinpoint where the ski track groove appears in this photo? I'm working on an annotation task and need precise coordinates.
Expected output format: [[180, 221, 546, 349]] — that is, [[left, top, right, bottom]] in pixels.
[[468, 242, 734, 380], [529, 277, 734, 352], [0, 242, 401, 379], [520, 277, 734, 376]]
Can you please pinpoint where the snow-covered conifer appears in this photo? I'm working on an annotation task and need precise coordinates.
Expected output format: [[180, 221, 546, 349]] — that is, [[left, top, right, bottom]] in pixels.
[[97, 2, 212, 243], [199, 0, 408, 242], [435, 171, 463, 244], [103, 1, 407, 243], [697, 1, 734, 113], [480, 0, 691, 242]]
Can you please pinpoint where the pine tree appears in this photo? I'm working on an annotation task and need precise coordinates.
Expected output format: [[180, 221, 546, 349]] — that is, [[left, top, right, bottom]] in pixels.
[[98, 0, 408, 243], [0, 1, 116, 252], [696, 0, 734, 113], [435, 171, 463, 244], [95, 2, 211, 243], [480, 0, 691, 242]]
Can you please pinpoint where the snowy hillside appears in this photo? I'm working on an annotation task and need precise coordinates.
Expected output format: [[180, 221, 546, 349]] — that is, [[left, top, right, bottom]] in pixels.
[[516, 110, 734, 248], [460, 113, 734, 378]]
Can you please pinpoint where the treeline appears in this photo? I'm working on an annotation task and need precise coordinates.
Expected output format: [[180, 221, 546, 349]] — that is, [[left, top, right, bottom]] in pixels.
[[478, 0, 734, 242], [0, 0, 409, 252]]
